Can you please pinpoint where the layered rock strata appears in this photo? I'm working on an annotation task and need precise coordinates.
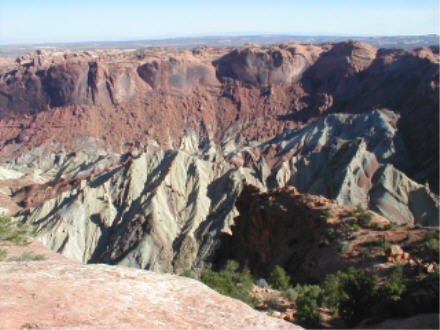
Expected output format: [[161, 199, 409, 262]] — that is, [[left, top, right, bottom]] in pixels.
[[0, 42, 437, 272]]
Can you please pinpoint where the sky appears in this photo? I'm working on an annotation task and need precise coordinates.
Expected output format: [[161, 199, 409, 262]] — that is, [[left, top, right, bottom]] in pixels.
[[0, 0, 438, 45]]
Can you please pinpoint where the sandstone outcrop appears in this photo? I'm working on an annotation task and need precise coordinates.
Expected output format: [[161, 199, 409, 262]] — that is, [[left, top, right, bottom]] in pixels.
[[0, 260, 299, 329]]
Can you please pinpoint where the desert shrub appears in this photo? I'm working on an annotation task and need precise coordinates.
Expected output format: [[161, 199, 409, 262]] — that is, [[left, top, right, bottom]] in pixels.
[[320, 239, 331, 247], [358, 213, 372, 227], [179, 269, 196, 279], [424, 231, 439, 261], [424, 231, 438, 241], [321, 273, 343, 313], [352, 223, 361, 231], [359, 248, 369, 260], [201, 260, 255, 304], [263, 294, 280, 310], [350, 204, 373, 227], [322, 267, 377, 327], [383, 223, 394, 231], [0, 248, 7, 261], [7, 251, 45, 262], [380, 239, 392, 253], [339, 242, 348, 254], [283, 286, 299, 303], [396, 267, 439, 316], [324, 210, 333, 219], [21, 322, 41, 329], [295, 285, 322, 328], [0, 216, 34, 246], [268, 265, 291, 291], [283, 283, 320, 304], [378, 266, 406, 302], [372, 236, 391, 253]]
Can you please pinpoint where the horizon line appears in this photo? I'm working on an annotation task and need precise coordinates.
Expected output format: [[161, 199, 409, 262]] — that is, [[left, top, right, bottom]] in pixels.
[[1, 33, 439, 47]]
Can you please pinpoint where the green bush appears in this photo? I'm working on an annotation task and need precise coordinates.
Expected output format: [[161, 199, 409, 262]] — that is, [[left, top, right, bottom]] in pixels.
[[268, 265, 291, 291], [350, 204, 373, 227], [322, 267, 378, 327], [353, 223, 361, 231], [358, 213, 372, 227], [383, 223, 394, 231], [283, 287, 299, 303], [0, 216, 34, 246], [321, 239, 331, 247], [339, 243, 348, 254], [283, 283, 320, 304], [201, 260, 255, 304], [263, 294, 280, 310], [378, 266, 406, 302], [295, 285, 322, 328], [424, 231, 439, 261], [324, 210, 333, 219], [380, 239, 392, 253]]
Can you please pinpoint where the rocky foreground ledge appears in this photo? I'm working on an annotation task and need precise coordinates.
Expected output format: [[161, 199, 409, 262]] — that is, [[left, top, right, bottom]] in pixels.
[[0, 259, 300, 329]]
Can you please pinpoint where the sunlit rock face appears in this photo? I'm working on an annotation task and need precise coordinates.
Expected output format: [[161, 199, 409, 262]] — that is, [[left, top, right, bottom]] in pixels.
[[0, 261, 300, 329], [0, 41, 437, 270]]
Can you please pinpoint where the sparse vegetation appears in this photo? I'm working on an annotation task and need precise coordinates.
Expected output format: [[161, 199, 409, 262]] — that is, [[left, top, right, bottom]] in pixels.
[[21, 322, 41, 329], [268, 265, 291, 291], [378, 266, 406, 302], [352, 223, 361, 231], [370, 236, 391, 253], [0, 248, 7, 261], [383, 223, 393, 231], [424, 232, 439, 253], [262, 294, 280, 310], [0, 215, 34, 246], [7, 251, 45, 262], [179, 269, 197, 279], [339, 243, 348, 254], [295, 285, 322, 328], [350, 204, 373, 228], [283, 287, 299, 303], [322, 267, 378, 327], [379, 239, 391, 253], [359, 248, 369, 260], [0, 216, 41, 262], [200, 260, 256, 305]]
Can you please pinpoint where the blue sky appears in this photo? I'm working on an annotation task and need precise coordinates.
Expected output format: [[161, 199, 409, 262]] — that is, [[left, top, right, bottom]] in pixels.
[[0, 0, 438, 44]]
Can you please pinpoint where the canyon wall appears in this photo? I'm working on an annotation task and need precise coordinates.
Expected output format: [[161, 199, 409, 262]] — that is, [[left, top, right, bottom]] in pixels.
[[0, 41, 438, 270]]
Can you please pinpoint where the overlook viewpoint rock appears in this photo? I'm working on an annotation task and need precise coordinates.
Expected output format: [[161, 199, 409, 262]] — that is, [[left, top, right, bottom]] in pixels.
[[0, 241, 298, 329]]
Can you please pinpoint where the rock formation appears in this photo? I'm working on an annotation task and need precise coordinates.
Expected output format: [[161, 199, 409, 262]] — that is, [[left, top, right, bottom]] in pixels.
[[0, 259, 298, 329], [0, 41, 438, 272], [214, 184, 439, 284]]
